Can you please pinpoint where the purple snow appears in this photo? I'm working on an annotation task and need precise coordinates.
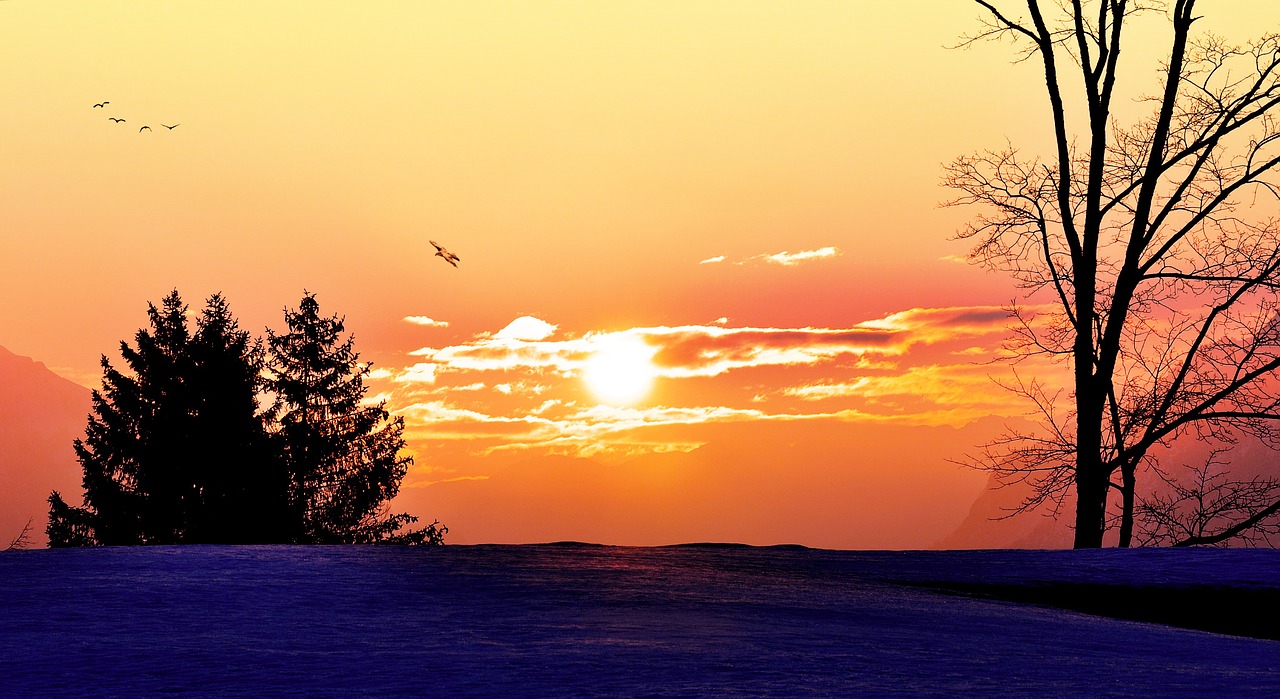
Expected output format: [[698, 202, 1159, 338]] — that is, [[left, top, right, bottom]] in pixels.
[[2, 544, 1278, 697]]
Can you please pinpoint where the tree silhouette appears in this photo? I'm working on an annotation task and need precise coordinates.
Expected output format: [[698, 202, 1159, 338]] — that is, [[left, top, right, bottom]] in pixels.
[[184, 295, 289, 543], [947, 1, 1280, 547], [1136, 449, 1280, 547], [48, 291, 282, 545], [4, 518, 33, 552], [265, 292, 442, 544], [48, 290, 442, 547]]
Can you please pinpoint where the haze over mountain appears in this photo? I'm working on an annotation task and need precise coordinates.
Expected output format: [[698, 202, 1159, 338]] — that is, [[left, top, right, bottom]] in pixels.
[[0, 345, 88, 547], [400, 417, 1025, 549], [939, 474, 1077, 550], [938, 425, 1280, 549]]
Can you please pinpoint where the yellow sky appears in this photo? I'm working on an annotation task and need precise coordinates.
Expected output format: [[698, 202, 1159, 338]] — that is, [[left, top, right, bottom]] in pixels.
[[3, 1, 1277, 546], [1, 2, 1022, 371]]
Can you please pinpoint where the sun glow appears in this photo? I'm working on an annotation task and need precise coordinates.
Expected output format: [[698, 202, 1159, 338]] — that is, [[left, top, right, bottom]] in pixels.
[[583, 334, 658, 405]]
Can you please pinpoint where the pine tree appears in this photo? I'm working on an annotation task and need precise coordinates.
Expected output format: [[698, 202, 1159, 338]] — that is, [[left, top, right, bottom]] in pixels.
[[48, 291, 282, 545], [266, 292, 441, 544]]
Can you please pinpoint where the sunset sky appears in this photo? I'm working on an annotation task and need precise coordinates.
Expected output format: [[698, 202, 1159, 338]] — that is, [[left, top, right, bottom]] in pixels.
[[3, 1, 1276, 547]]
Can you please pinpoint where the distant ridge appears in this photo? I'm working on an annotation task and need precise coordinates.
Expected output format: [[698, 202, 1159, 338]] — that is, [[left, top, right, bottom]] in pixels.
[[0, 345, 90, 548], [936, 473, 1074, 550]]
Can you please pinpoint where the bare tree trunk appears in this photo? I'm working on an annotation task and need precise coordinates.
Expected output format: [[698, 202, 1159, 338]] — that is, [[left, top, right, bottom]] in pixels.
[[1119, 461, 1136, 548], [1074, 265, 1108, 548], [1075, 378, 1108, 548], [1074, 463, 1109, 548]]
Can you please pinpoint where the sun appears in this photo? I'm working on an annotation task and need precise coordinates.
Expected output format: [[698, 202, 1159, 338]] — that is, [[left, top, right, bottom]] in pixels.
[[583, 334, 658, 405]]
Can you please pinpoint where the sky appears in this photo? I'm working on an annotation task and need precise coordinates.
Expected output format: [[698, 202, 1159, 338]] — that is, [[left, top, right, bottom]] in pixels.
[[3, 1, 1277, 546]]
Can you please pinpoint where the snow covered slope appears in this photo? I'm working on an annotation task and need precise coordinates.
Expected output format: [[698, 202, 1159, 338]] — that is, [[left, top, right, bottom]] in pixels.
[[2, 545, 1278, 697]]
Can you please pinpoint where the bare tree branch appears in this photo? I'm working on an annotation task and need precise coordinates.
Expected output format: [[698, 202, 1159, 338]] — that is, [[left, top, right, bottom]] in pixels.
[[4, 518, 33, 552]]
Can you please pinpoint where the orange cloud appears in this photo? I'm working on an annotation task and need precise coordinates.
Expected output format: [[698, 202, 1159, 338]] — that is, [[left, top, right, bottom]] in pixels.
[[396, 305, 1016, 383], [368, 304, 1049, 459], [783, 363, 1032, 407], [394, 396, 893, 457]]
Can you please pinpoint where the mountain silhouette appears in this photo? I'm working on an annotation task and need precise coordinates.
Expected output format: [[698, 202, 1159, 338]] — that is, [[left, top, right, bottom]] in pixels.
[[0, 345, 89, 547]]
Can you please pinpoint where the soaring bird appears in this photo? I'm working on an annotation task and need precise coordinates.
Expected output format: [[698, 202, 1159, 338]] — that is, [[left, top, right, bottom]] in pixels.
[[162, 124, 179, 130], [430, 240, 460, 267], [93, 101, 109, 108], [139, 125, 151, 132], [108, 117, 126, 123]]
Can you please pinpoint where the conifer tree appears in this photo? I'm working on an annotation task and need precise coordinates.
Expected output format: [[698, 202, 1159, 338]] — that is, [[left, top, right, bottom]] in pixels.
[[266, 292, 442, 544], [48, 291, 281, 545], [184, 295, 288, 542]]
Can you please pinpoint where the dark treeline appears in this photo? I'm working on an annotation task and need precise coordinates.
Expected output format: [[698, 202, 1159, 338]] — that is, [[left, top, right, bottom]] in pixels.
[[47, 290, 444, 546]]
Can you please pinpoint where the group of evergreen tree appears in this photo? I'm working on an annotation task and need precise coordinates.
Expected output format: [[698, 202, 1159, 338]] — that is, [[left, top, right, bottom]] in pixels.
[[47, 290, 444, 547]]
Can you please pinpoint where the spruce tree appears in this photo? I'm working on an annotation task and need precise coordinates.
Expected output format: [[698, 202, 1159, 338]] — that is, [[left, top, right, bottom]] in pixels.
[[48, 291, 281, 545], [184, 295, 288, 543], [266, 292, 440, 544]]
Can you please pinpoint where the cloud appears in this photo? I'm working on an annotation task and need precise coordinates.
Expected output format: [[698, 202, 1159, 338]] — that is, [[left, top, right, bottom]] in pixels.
[[756, 246, 842, 266], [403, 475, 491, 490], [699, 247, 842, 267], [642, 325, 900, 377], [393, 305, 1017, 383], [783, 380, 871, 401], [395, 362, 438, 384], [403, 315, 450, 328], [784, 364, 1004, 405], [394, 395, 888, 455], [567, 403, 774, 430], [399, 400, 529, 425], [365, 304, 1056, 457], [495, 316, 558, 341], [856, 306, 1015, 333], [641, 306, 1014, 377], [775, 357, 1069, 428], [492, 381, 549, 396], [530, 399, 563, 415]]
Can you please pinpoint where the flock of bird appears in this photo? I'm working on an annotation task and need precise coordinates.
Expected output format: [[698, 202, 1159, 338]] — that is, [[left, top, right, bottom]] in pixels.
[[94, 99, 461, 269], [92, 101, 178, 133]]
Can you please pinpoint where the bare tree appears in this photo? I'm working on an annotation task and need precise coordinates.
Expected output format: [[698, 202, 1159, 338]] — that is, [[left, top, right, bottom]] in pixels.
[[4, 518, 34, 552], [946, 0, 1280, 547], [1137, 449, 1280, 547]]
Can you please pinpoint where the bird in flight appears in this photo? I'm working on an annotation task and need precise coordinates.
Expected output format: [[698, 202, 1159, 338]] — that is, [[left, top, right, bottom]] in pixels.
[[93, 101, 109, 108], [108, 117, 126, 123], [162, 124, 179, 130], [139, 125, 151, 132], [430, 240, 461, 267]]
